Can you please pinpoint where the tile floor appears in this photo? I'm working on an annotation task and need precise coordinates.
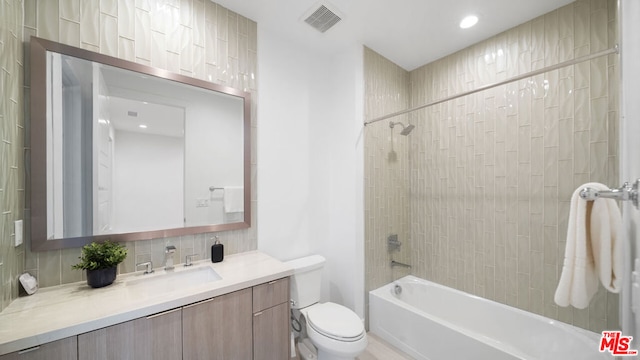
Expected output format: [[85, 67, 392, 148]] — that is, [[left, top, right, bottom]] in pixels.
[[294, 333, 413, 360]]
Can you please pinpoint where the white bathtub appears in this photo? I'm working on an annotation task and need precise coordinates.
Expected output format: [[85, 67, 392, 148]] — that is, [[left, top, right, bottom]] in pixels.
[[369, 276, 609, 360]]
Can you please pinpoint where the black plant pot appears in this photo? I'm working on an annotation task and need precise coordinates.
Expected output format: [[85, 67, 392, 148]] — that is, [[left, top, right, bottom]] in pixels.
[[86, 267, 117, 288]]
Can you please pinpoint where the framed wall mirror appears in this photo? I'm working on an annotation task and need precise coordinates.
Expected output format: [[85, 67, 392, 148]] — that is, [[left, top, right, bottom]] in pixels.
[[30, 37, 251, 251]]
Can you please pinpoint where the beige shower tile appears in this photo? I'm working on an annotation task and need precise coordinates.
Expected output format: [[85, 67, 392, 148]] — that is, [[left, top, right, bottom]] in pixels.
[[37, 250, 61, 288], [119, 241, 136, 274], [135, 8, 151, 60], [166, 9, 181, 54], [80, 0, 100, 47], [558, 118, 573, 160], [180, 25, 193, 72], [590, 142, 608, 182], [544, 186, 558, 226], [517, 273, 530, 309], [193, 0, 205, 47], [544, 11, 559, 66], [590, 97, 608, 143], [24, 0, 37, 29], [167, 50, 180, 73], [216, 4, 228, 41], [150, 30, 167, 69], [558, 160, 574, 200], [101, 14, 118, 56], [60, 19, 80, 47], [558, 4, 574, 39], [530, 251, 544, 290], [37, 0, 59, 41], [216, 39, 228, 82], [574, 88, 590, 131], [228, 12, 238, 59], [574, 2, 590, 49], [101, 0, 118, 17], [590, 9, 608, 52], [61, 0, 80, 22], [150, 0, 167, 34], [205, 21, 217, 65], [118, 36, 135, 61], [608, 111, 618, 157], [573, 131, 589, 173], [180, 0, 193, 27], [193, 44, 205, 79], [61, 248, 82, 284], [531, 18, 544, 61], [590, 58, 608, 100], [118, 0, 135, 39]]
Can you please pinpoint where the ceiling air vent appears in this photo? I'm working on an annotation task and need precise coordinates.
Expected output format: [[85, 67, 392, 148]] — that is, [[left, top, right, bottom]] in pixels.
[[127, 111, 138, 117], [303, 4, 342, 33]]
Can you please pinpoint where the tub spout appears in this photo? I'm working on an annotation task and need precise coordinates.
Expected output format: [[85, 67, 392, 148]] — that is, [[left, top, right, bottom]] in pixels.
[[391, 260, 411, 268]]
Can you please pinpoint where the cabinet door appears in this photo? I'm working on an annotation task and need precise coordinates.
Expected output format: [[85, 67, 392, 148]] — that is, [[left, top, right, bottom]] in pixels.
[[78, 308, 182, 360], [252, 278, 289, 313], [0, 337, 77, 360], [183, 288, 253, 360], [253, 302, 290, 360]]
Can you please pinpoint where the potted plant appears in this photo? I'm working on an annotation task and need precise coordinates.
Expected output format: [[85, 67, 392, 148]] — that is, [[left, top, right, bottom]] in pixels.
[[72, 241, 128, 288]]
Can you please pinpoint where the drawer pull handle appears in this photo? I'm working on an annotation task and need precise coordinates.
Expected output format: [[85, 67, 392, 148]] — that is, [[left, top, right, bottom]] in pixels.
[[268, 280, 278, 285], [147, 308, 180, 319], [18, 346, 40, 354], [254, 311, 263, 317]]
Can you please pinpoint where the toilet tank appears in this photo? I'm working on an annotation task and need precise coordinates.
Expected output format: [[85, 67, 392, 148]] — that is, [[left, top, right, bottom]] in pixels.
[[285, 255, 326, 309]]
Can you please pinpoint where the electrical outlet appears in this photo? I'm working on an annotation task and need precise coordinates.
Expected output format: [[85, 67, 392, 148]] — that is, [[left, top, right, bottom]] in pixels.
[[14, 220, 23, 247], [196, 198, 209, 208]]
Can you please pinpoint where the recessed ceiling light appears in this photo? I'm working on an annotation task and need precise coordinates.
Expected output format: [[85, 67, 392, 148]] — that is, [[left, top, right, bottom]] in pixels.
[[460, 15, 478, 29], [139, 124, 147, 129]]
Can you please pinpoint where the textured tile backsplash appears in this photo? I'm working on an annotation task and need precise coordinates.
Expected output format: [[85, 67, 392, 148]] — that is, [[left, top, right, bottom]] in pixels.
[[0, 0, 25, 313], [20, 0, 258, 289], [365, 0, 619, 332]]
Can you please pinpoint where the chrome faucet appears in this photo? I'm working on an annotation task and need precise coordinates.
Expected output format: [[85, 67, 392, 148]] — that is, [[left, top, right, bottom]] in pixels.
[[391, 260, 411, 269], [136, 261, 154, 274], [164, 245, 177, 270], [184, 254, 198, 267]]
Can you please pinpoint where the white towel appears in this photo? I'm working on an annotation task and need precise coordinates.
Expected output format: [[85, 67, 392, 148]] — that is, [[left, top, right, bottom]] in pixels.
[[554, 183, 623, 309], [223, 186, 244, 213]]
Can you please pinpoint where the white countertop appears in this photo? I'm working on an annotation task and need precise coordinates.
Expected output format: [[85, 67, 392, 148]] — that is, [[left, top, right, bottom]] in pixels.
[[0, 251, 293, 355]]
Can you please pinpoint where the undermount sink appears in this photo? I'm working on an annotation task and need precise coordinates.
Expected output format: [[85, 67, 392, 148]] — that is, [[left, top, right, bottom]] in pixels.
[[125, 265, 221, 293]]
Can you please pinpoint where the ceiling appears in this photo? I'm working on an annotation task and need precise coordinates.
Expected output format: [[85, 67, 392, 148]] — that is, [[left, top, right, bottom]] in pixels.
[[213, 0, 574, 71]]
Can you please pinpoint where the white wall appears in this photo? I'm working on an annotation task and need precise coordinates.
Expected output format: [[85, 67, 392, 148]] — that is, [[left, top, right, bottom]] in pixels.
[[257, 26, 365, 318], [184, 93, 244, 226], [620, 0, 640, 346], [112, 130, 184, 233]]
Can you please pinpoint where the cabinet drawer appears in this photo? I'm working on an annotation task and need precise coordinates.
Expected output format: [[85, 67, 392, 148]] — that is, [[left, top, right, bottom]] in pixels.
[[253, 277, 289, 313]]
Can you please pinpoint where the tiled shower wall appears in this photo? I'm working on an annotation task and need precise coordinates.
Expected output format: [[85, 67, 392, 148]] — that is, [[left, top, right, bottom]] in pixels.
[[363, 47, 411, 317], [21, 0, 259, 288], [365, 0, 620, 332], [0, 0, 25, 313]]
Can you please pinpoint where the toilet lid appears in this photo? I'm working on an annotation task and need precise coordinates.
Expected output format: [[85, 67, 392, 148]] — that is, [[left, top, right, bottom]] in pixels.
[[306, 303, 364, 340]]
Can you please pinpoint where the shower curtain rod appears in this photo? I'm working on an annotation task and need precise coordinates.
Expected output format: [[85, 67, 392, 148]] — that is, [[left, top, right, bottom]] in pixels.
[[364, 44, 620, 126]]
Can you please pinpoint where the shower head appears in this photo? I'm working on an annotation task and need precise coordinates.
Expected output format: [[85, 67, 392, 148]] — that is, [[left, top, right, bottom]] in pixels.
[[389, 121, 415, 136], [400, 124, 415, 135]]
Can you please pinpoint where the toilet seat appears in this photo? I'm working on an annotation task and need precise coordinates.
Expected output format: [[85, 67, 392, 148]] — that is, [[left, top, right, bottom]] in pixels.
[[305, 303, 365, 342]]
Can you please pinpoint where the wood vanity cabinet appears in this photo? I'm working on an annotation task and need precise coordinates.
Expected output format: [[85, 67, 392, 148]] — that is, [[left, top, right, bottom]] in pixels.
[[0, 337, 77, 360], [252, 278, 290, 360], [77, 307, 182, 360], [182, 288, 253, 360], [3, 277, 290, 360]]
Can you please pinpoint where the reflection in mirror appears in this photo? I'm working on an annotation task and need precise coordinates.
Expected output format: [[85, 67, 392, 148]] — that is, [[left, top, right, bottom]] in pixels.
[[31, 37, 251, 251]]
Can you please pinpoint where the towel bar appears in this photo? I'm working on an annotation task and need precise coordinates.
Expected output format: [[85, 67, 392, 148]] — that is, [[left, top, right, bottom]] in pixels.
[[209, 186, 224, 192], [579, 179, 640, 209]]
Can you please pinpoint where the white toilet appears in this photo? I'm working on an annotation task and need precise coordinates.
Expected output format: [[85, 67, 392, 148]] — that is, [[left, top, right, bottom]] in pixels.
[[286, 255, 367, 360]]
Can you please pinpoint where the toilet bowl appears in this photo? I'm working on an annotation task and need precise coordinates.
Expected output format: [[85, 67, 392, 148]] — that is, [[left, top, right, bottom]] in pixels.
[[286, 255, 367, 360], [302, 303, 367, 359]]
